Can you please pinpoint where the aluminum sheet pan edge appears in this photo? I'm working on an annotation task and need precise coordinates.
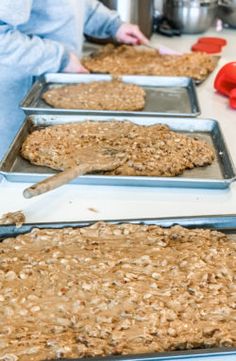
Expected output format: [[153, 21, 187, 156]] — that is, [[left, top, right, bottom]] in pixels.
[[20, 73, 201, 117], [0, 115, 235, 189], [0, 172, 232, 189], [0, 215, 236, 360], [1, 214, 236, 239]]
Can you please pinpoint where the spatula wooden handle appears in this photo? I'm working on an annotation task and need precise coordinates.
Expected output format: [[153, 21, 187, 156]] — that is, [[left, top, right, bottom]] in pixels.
[[23, 164, 92, 199]]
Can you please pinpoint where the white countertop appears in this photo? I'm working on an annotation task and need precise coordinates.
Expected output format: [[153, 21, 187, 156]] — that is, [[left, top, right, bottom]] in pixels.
[[1, 28, 236, 224]]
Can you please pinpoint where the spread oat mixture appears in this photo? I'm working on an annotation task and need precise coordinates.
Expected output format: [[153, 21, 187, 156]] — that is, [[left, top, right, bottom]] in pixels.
[[0, 222, 235, 361], [82, 44, 218, 81], [41, 79, 145, 111], [21, 120, 215, 177]]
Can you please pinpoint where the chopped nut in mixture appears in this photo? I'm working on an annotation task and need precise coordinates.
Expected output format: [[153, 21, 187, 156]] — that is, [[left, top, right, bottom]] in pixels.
[[0, 211, 25, 228], [82, 44, 219, 81], [0, 222, 235, 361], [21, 120, 215, 176], [41, 79, 145, 111]]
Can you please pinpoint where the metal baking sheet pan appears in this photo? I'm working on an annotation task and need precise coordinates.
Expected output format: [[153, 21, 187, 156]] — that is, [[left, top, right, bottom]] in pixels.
[[82, 43, 220, 87], [0, 215, 236, 361], [0, 114, 235, 189], [20, 73, 201, 117]]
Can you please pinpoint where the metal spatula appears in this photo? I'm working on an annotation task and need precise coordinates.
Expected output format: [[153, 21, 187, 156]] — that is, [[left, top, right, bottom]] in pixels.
[[23, 147, 127, 199], [143, 43, 182, 55]]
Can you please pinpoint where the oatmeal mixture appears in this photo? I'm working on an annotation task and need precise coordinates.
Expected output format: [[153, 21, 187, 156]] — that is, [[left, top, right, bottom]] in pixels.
[[42, 79, 145, 111], [21, 120, 215, 177], [0, 222, 235, 361], [0, 211, 25, 228], [82, 44, 218, 81]]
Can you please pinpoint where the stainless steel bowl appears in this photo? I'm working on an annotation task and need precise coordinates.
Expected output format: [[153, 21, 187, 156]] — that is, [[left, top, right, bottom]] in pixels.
[[218, 0, 236, 27], [163, 0, 218, 34]]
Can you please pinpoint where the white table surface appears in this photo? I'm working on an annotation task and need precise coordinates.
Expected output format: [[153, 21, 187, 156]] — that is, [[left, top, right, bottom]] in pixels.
[[1, 28, 236, 224]]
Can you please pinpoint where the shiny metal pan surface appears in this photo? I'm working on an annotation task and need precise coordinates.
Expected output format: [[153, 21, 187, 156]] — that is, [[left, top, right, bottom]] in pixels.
[[0, 115, 235, 189], [20, 73, 200, 117]]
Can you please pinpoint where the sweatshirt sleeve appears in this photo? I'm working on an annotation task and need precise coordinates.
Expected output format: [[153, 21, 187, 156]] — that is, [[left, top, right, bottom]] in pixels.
[[84, 0, 123, 39], [0, 0, 70, 76]]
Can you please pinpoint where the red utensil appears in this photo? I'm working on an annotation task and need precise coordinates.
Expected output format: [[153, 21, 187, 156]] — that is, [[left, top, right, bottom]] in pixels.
[[229, 89, 236, 109], [214, 62, 236, 109], [191, 36, 227, 54], [198, 37, 227, 46], [191, 42, 222, 54]]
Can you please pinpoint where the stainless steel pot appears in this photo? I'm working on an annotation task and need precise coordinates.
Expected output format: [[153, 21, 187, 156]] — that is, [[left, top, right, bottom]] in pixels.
[[163, 0, 218, 34], [218, 0, 236, 27], [100, 0, 154, 38]]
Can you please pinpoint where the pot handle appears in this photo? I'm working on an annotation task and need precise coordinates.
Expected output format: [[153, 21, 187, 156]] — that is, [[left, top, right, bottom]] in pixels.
[[200, 0, 218, 5], [229, 88, 236, 109]]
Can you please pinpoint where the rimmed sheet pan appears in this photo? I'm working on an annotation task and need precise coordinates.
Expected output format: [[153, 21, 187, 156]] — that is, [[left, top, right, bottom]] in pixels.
[[20, 74, 200, 117], [0, 215, 236, 361], [0, 115, 235, 189]]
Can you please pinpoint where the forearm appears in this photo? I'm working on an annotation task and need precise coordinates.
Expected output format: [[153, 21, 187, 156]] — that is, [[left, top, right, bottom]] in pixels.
[[84, 0, 122, 39], [0, 24, 69, 75]]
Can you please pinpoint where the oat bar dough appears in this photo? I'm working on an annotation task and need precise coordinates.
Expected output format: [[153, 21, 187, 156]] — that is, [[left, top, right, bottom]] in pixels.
[[41, 79, 145, 111], [82, 44, 218, 81], [0, 211, 25, 228], [0, 222, 235, 361], [21, 120, 215, 177]]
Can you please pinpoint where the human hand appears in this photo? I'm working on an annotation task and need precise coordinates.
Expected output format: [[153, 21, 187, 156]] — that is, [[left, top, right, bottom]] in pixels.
[[115, 23, 149, 46], [63, 52, 89, 73]]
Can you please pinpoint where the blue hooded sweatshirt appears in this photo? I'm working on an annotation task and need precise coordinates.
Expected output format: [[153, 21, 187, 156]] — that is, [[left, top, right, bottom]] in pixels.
[[0, 0, 122, 159]]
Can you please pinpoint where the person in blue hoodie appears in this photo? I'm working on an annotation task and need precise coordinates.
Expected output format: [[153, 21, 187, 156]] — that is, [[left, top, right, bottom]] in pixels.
[[0, 0, 148, 160]]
